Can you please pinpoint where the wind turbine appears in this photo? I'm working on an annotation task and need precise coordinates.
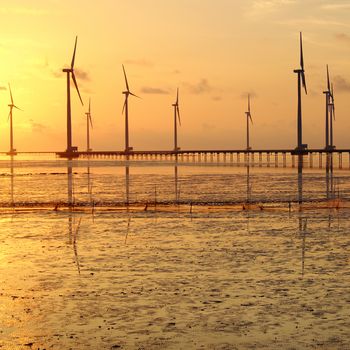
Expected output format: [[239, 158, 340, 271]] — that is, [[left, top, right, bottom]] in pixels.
[[7, 84, 22, 156], [245, 94, 253, 150], [329, 83, 335, 149], [62, 36, 84, 155], [122, 65, 140, 153], [293, 32, 307, 151], [172, 88, 181, 151], [323, 65, 331, 149], [85, 98, 93, 152]]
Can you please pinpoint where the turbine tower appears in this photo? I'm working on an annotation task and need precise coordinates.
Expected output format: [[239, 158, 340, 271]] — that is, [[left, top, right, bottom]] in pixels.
[[323, 65, 331, 149], [85, 98, 93, 152], [172, 88, 181, 151], [122, 65, 140, 153], [293, 32, 307, 151], [62, 36, 84, 156], [7, 84, 22, 156], [245, 94, 253, 150]]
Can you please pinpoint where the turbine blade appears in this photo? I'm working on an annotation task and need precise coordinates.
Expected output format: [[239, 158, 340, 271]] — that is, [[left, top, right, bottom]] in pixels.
[[89, 114, 93, 129], [249, 113, 253, 124], [331, 84, 335, 120], [326, 64, 330, 92], [177, 105, 181, 126], [129, 92, 141, 99], [8, 110, 11, 122], [71, 36, 78, 69], [13, 105, 22, 111], [88, 97, 91, 114], [300, 32, 304, 71], [72, 72, 84, 106], [8, 83, 13, 105], [122, 97, 127, 114], [176, 87, 179, 105], [248, 93, 250, 113], [122, 65, 130, 92], [301, 71, 307, 94]]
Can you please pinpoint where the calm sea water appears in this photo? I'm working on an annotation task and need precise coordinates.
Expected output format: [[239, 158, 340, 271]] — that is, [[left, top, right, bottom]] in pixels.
[[1, 155, 349, 349], [0, 154, 349, 206]]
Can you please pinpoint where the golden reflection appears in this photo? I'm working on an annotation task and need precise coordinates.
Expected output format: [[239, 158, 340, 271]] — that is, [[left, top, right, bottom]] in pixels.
[[67, 159, 81, 274]]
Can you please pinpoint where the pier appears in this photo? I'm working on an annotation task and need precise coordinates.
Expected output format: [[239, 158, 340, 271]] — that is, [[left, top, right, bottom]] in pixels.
[[51, 148, 350, 169]]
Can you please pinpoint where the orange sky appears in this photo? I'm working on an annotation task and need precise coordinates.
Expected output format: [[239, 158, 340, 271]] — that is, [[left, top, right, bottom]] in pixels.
[[0, 0, 350, 151]]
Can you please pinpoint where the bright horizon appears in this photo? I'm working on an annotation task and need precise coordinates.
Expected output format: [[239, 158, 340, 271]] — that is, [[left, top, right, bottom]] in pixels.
[[0, 0, 350, 152]]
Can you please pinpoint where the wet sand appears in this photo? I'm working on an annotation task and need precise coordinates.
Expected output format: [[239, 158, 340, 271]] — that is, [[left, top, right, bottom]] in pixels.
[[1, 209, 349, 349]]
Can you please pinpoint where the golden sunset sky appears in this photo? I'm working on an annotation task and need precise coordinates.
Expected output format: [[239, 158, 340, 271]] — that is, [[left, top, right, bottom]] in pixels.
[[0, 0, 350, 151]]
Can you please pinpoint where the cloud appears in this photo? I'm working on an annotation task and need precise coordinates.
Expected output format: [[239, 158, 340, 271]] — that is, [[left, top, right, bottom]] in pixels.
[[202, 123, 216, 130], [29, 119, 47, 133], [212, 96, 222, 101], [140, 86, 169, 94], [333, 75, 350, 92], [322, 3, 350, 10], [124, 59, 153, 67], [252, 0, 295, 10], [0, 86, 7, 91], [240, 91, 258, 99], [0, 7, 49, 16], [335, 33, 350, 43], [74, 68, 90, 81], [50, 67, 90, 82], [186, 79, 212, 94]]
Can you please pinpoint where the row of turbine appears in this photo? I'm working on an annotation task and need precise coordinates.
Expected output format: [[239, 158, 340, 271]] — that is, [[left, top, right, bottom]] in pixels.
[[61, 36, 182, 155], [2, 32, 338, 155], [244, 32, 336, 152]]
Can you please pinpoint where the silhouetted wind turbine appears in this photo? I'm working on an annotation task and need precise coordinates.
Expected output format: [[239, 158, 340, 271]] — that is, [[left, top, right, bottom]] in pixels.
[[7, 84, 22, 156], [293, 32, 307, 150], [122, 65, 140, 153], [172, 88, 181, 151], [329, 83, 336, 149], [323, 65, 331, 149], [63, 36, 84, 155], [85, 98, 93, 152], [245, 94, 253, 150]]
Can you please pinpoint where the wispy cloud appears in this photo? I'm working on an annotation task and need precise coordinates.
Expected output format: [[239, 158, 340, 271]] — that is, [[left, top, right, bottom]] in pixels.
[[240, 91, 258, 99], [29, 119, 47, 133], [140, 86, 169, 94], [50, 67, 90, 83], [0, 7, 49, 16], [124, 59, 153, 67], [276, 17, 349, 27], [247, 0, 296, 16], [321, 3, 350, 10], [333, 75, 350, 92], [74, 68, 90, 81], [186, 79, 212, 94], [335, 33, 350, 43], [0, 86, 7, 91]]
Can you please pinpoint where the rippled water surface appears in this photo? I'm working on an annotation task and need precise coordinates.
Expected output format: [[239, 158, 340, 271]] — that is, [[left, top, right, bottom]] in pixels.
[[0, 155, 349, 349]]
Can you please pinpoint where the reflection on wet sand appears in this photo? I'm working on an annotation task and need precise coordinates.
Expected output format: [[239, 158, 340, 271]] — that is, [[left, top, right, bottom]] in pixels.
[[125, 164, 130, 208], [10, 156, 14, 207], [67, 160, 81, 274]]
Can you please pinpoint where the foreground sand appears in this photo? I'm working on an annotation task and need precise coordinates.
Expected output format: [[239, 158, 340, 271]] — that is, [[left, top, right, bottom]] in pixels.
[[0, 208, 349, 349]]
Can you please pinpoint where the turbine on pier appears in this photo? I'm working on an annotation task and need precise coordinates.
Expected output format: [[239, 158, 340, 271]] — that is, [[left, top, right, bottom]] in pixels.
[[7, 84, 22, 156], [122, 65, 140, 153], [172, 88, 181, 151], [85, 98, 93, 152], [62, 36, 84, 156], [245, 94, 253, 150], [293, 32, 307, 151]]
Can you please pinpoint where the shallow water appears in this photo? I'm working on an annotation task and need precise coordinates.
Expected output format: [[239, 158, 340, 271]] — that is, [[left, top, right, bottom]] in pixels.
[[0, 156, 350, 349]]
